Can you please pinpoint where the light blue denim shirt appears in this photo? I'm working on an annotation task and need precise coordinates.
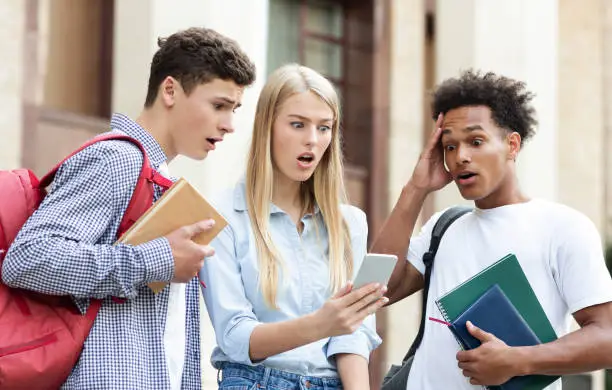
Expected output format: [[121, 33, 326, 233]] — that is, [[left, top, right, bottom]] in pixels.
[[200, 180, 382, 377]]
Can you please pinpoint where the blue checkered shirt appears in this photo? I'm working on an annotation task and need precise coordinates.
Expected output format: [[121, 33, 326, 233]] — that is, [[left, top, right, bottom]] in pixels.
[[3, 113, 201, 389]]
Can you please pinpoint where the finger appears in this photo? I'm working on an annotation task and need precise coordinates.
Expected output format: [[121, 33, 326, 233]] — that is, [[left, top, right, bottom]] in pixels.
[[456, 350, 475, 363], [332, 281, 354, 299], [357, 296, 389, 318], [425, 126, 444, 153], [338, 282, 381, 306], [434, 112, 444, 130], [200, 245, 215, 258], [182, 219, 215, 237], [188, 243, 214, 260], [469, 377, 482, 386], [466, 321, 495, 342], [353, 285, 388, 312], [461, 368, 477, 378]]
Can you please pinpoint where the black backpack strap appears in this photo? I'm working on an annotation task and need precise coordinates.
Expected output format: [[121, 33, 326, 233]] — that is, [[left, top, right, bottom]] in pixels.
[[402, 206, 472, 362]]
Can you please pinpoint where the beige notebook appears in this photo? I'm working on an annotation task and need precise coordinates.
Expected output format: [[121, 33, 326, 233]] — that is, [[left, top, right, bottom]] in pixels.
[[117, 178, 228, 293]]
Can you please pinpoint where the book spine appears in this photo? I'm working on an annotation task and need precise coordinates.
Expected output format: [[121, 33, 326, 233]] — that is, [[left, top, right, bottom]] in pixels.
[[435, 299, 451, 324], [436, 300, 469, 352]]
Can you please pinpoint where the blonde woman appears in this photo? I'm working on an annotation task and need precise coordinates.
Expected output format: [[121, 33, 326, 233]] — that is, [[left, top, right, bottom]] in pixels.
[[200, 64, 387, 389]]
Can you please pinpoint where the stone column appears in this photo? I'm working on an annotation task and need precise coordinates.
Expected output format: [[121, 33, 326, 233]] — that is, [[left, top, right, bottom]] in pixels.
[[0, 2, 25, 169], [603, 0, 612, 244], [383, 0, 426, 370], [558, 0, 605, 235]]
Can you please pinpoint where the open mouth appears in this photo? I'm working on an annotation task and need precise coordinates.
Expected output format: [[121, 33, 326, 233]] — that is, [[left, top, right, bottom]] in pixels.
[[206, 138, 223, 150], [457, 172, 477, 180], [297, 153, 315, 165], [456, 172, 478, 185]]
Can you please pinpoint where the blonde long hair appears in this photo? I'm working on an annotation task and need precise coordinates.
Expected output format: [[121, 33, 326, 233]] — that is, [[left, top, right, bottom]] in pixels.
[[245, 64, 353, 308]]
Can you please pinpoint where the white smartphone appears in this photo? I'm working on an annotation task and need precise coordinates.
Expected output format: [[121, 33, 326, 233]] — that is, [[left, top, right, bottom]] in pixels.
[[353, 253, 398, 289]]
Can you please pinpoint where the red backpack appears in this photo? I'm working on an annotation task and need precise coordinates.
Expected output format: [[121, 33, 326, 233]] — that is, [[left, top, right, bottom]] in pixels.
[[0, 134, 172, 389]]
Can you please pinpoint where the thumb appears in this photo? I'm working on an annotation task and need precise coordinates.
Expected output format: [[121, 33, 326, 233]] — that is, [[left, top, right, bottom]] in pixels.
[[185, 219, 215, 237], [332, 281, 354, 299], [466, 321, 495, 342]]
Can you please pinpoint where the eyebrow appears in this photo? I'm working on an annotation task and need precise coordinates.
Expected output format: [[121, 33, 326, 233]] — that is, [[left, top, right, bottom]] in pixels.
[[441, 124, 484, 135], [218, 96, 241, 109], [288, 114, 334, 123]]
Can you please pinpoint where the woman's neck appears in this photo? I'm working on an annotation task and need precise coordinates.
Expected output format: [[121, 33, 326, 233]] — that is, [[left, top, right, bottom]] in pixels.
[[272, 174, 304, 225]]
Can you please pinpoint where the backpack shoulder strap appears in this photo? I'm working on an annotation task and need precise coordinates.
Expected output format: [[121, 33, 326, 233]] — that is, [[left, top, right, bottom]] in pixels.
[[37, 133, 173, 236], [38, 134, 154, 189], [403, 205, 472, 361]]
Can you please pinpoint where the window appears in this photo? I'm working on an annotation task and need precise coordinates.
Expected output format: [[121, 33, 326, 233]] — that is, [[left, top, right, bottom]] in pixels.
[[266, 0, 376, 205], [267, 0, 345, 98], [43, 0, 114, 118]]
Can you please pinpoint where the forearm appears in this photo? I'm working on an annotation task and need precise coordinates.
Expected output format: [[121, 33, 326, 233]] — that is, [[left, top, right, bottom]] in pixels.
[[515, 324, 612, 376], [249, 314, 323, 361], [370, 183, 427, 303], [337, 353, 370, 390], [3, 236, 173, 299]]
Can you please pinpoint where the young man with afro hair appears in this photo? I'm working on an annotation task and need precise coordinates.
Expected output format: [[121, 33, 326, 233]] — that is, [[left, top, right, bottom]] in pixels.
[[372, 70, 612, 389]]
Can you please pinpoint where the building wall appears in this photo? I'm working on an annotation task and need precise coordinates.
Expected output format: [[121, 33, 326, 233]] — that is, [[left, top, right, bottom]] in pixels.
[[0, 1, 25, 170]]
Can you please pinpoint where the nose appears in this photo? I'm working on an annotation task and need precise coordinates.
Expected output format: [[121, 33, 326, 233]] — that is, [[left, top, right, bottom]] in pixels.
[[304, 124, 318, 146], [455, 145, 471, 165], [219, 115, 235, 134]]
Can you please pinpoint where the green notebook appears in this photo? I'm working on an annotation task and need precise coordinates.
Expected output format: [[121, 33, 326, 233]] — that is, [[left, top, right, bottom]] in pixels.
[[435, 253, 560, 390]]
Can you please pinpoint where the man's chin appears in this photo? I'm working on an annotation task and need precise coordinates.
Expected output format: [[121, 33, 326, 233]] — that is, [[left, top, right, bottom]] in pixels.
[[186, 150, 209, 161], [457, 187, 484, 201]]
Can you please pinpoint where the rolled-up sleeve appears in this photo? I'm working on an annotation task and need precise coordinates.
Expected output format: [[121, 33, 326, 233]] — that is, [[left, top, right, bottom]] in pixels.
[[326, 205, 383, 361], [326, 314, 382, 361], [200, 223, 263, 365]]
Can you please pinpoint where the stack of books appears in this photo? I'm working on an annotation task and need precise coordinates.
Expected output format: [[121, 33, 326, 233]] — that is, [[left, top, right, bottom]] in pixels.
[[435, 253, 560, 390]]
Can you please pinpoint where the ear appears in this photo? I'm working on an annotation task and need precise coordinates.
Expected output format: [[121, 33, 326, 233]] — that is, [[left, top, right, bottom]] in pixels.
[[160, 76, 179, 108], [506, 131, 521, 161]]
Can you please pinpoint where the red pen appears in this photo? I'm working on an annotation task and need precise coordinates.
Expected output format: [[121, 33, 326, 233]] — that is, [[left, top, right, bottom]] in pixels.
[[428, 316, 451, 326]]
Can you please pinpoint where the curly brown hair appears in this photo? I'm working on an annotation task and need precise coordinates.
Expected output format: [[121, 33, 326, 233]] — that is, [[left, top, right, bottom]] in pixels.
[[431, 69, 538, 145], [144, 27, 256, 107]]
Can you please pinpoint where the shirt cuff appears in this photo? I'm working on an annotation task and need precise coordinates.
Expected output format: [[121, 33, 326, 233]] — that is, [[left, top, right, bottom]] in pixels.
[[135, 237, 174, 283], [326, 328, 382, 362]]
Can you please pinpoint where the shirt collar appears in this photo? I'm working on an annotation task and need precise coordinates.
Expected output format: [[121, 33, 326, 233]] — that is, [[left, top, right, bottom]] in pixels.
[[233, 178, 321, 216], [110, 113, 168, 169]]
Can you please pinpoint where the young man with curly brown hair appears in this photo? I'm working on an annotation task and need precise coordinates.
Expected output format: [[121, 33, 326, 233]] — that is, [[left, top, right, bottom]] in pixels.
[[3, 27, 256, 389], [372, 70, 612, 389]]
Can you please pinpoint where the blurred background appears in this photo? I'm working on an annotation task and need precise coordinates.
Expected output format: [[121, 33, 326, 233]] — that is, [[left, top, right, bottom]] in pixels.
[[1, 0, 611, 389]]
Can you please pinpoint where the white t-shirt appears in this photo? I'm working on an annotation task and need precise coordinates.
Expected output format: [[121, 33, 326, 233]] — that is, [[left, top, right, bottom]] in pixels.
[[405, 199, 612, 390], [157, 162, 187, 390]]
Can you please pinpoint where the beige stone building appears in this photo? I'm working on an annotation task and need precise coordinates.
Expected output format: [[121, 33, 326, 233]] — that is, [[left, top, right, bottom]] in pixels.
[[1, 0, 611, 389]]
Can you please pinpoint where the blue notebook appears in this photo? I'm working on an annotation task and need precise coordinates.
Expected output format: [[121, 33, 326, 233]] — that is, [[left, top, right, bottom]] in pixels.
[[449, 284, 542, 390]]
